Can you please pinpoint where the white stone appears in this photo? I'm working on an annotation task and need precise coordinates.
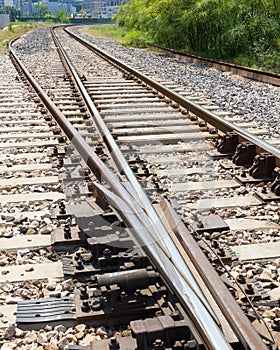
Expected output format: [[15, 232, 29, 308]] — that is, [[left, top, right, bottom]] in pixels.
[[54, 324, 66, 334], [30, 220, 40, 228], [40, 226, 53, 234], [46, 330, 59, 341], [25, 331, 38, 343], [46, 278, 60, 291], [79, 334, 97, 346], [75, 324, 86, 333], [37, 332, 48, 345], [0, 343, 17, 350], [62, 279, 74, 292], [4, 323, 16, 339], [96, 326, 108, 337], [58, 337, 69, 350]]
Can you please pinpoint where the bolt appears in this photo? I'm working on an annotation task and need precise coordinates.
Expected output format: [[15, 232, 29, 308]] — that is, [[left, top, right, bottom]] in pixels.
[[74, 252, 81, 261], [245, 283, 254, 295], [76, 260, 84, 270], [120, 291, 127, 302], [81, 301, 91, 313], [65, 217, 72, 225], [184, 339, 197, 349], [199, 120, 207, 127], [80, 288, 89, 300], [237, 274, 246, 284], [190, 115, 198, 121], [170, 311, 180, 320], [103, 248, 111, 259], [59, 202, 66, 214], [212, 240, 219, 248], [64, 226, 72, 239], [218, 247, 225, 257], [135, 289, 142, 302], [87, 182, 94, 192], [91, 298, 102, 311], [153, 338, 164, 350]]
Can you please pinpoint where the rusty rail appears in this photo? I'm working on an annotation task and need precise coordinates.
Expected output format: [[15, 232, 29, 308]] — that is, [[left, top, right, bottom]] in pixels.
[[156, 199, 269, 350], [9, 34, 234, 350], [147, 43, 280, 87], [9, 28, 271, 349], [65, 26, 280, 168], [61, 27, 271, 349]]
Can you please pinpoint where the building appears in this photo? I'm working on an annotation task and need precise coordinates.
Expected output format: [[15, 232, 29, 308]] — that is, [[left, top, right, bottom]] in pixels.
[[32, 0, 75, 15], [0, 0, 14, 8], [1, 0, 124, 17], [80, 0, 123, 17]]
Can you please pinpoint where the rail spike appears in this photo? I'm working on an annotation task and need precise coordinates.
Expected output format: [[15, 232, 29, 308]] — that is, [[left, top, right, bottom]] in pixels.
[[232, 142, 256, 167], [270, 168, 280, 195], [217, 132, 239, 155], [249, 153, 275, 180]]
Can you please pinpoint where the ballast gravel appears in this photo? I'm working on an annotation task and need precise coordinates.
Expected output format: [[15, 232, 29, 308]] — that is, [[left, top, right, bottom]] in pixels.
[[12, 26, 280, 137], [3, 26, 280, 349], [72, 26, 280, 137]]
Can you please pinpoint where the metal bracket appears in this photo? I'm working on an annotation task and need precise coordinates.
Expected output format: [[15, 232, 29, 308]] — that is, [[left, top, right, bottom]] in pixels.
[[249, 153, 275, 180], [233, 275, 269, 302], [130, 315, 198, 350], [232, 142, 256, 167], [16, 297, 76, 329], [217, 132, 239, 155], [194, 214, 230, 234], [75, 268, 165, 326]]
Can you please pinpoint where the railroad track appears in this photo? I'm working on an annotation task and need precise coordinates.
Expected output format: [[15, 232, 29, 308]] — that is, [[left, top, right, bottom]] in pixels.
[[146, 43, 280, 87], [0, 25, 279, 350]]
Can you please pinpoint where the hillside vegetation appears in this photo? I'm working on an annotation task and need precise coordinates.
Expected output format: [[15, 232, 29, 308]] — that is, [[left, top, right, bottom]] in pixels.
[[0, 23, 43, 52], [115, 0, 280, 72]]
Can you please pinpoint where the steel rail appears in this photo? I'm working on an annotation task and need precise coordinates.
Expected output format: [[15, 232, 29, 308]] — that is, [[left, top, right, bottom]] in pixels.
[[61, 27, 273, 350], [8, 40, 129, 199], [51, 27, 172, 253], [9, 33, 214, 323], [65, 27, 280, 165], [50, 26, 224, 326], [93, 182, 233, 350], [50, 27, 221, 316], [157, 199, 269, 350], [8, 36, 233, 350], [146, 43, 280, 87]]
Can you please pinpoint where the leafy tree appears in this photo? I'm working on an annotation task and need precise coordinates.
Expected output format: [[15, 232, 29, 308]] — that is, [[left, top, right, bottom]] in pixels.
[[44, 13, 55, 20], [33, 4, 48, 17], [115, 0, 280, 71], [0, 6, 20, 21], [55, 9, 70, 23]]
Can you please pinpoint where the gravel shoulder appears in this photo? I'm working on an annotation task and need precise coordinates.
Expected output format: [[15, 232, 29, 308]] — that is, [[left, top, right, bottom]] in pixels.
[[74, 25, 280, 139]]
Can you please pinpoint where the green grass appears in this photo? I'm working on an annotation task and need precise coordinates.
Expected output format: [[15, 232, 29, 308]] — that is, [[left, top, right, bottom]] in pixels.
[[85, 24, 280, 74], [86, 24, 150, 48], [0, 22, 51, 53], [233, 53, 280, 74], [86, 24, 128, 41]]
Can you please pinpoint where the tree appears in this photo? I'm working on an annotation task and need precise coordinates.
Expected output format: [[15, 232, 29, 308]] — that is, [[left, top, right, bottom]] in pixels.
[[0, 6, 20, 21], [114, 0, 280, 71], [33, 4, 48, 17], [44, 13, 55, 20], [55, 9, 70, 23]]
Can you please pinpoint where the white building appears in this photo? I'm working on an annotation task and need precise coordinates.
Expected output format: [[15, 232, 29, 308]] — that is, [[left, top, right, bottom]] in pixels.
[[0, 0, 14, 8]]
